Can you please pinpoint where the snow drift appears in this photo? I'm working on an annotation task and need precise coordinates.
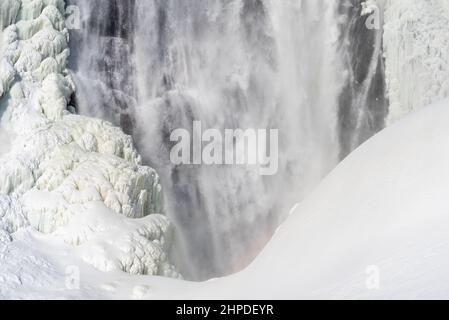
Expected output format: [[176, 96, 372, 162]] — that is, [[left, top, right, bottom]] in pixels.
[[237, 97, 449, 299], [139, 97, 449, 300]]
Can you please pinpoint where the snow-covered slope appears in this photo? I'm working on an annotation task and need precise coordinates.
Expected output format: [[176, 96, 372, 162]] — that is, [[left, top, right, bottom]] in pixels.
[[383, 0, 449, 123], [0, 0, 179, 296], [130, 97, 449, 300], [235, 97, 449, 299]]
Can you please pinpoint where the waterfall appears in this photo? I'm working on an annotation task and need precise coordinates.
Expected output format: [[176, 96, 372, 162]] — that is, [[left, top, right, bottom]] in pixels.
[[338, 0, 387, 158], [68, 0, 386, 280], [67, 0, 137, 132]]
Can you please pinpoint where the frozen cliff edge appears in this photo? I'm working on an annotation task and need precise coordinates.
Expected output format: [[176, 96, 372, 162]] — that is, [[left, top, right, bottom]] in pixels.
[[0, 0, 179, 287], [383, 0, 449, 123]]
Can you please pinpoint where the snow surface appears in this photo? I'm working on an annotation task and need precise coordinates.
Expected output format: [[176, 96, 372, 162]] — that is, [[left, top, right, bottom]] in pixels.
[[106, 96, 449, 300], [0, 0, 180, 297]]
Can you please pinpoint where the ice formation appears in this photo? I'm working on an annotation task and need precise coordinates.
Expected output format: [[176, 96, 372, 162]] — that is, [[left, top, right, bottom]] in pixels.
[[0, 0, 178, 278], [383, 0, 449, 123]]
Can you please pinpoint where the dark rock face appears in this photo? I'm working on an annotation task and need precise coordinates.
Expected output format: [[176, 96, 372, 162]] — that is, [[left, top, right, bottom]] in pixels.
[[67, 0, 137, 135], [87, 0, 136, 39], [337, 0, 388, 158], [67, 0, 388, 157]]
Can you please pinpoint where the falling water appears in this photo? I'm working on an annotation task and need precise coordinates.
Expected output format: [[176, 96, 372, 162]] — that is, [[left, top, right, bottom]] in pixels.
[[67, 0, 137, 132], [68, 0, 386, 280], [338, 0, 387, 158]]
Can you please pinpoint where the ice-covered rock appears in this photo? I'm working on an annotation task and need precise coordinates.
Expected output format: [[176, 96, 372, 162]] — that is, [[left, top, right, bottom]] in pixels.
[[0, 0, 179, 278], [383, 0, 449, 123]]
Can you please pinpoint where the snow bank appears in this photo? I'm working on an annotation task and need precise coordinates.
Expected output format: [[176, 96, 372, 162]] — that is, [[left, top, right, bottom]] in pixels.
[[383, 0, 449, 123], [0, 0, 178, 280], [206, 97, 449, 299], [123, 97, 449, 299]]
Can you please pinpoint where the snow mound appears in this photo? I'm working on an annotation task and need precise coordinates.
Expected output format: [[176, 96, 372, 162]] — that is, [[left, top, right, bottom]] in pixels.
[[130, 97, 449, 299], [0, 0, 179, 278], [225, 97, 449, 299]]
